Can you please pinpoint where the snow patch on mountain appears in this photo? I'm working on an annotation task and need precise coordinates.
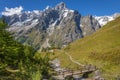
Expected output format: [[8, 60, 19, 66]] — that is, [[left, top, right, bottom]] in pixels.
[[24, 20, 38, 30], [80, 24, 84, 28], [11, 22, 23, 27], [45, 6, 51, 10], [33, 10, 40, 15], [25, 18, 32, 22], [63, 9, 74, 18], [69, 10, 74, 13], [63, 10, 68, 17]]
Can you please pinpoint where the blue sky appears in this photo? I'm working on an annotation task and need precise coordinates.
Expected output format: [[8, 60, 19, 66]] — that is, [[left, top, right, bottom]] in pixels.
[[0, 0, 120, 16]]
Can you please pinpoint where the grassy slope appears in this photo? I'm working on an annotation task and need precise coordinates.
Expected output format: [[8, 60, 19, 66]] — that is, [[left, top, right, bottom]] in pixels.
[[53, 17, 120, 79]]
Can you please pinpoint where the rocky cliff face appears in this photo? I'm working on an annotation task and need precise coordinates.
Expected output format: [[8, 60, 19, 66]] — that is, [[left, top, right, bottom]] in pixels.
[[2, 2, 101, 50]]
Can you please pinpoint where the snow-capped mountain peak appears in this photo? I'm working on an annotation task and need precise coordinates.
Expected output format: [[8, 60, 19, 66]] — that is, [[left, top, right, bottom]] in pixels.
[[94, 16, 114, 26], [2, 2, 119, 50], [94, 13, 120, 26]]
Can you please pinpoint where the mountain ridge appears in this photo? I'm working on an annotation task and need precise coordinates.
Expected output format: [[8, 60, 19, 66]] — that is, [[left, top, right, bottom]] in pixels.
[[94, 13, 120, 26], [2, 2, 119, 51]]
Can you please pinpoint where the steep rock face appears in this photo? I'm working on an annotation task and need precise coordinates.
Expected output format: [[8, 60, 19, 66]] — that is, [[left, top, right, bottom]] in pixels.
[[2, 2, 100, 50], [81, 15, 100, 36], [48, 10, 83, 47]]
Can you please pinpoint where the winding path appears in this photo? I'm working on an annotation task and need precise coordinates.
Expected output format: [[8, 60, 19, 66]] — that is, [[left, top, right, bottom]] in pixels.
[[64, 51, 84, 67], [59, 50, 84, 67], [53, 50, 97, 80]]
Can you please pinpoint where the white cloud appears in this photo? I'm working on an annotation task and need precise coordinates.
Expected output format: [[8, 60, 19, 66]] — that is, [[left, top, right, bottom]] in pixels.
[[2, 6, 23, 16]]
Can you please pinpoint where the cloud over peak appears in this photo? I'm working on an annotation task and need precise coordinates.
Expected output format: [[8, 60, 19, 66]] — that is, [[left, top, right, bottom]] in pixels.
[[2, 6, 23, 16]]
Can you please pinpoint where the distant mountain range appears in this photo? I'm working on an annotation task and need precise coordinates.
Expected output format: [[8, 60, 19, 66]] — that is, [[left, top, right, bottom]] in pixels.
[[94, 13, 120, 26], [2, 2, 120, 51]]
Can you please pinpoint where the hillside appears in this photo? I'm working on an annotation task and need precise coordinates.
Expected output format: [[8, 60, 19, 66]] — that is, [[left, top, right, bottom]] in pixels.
[[53, 17, 120, 79]]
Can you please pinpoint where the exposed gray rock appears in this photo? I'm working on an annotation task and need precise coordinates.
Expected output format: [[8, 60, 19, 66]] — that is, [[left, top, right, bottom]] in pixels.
[[2, 2, 101, 50], [81, 15, 100, 36]]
